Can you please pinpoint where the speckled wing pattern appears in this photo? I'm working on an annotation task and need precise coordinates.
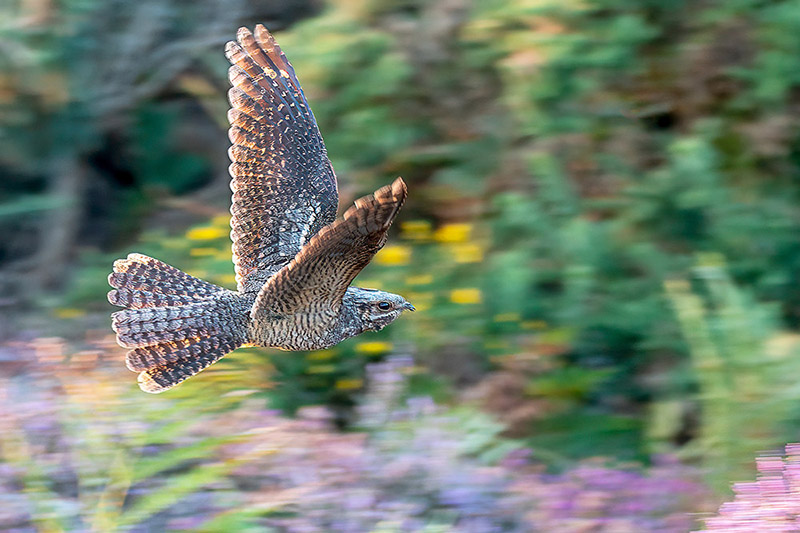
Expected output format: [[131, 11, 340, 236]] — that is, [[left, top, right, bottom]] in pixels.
[[226, 25, 338, 295], [251, 178, 407, 333]]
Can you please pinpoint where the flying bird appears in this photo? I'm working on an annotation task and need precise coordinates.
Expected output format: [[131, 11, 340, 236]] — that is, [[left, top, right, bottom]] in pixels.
[[108, 25, 413, 393]]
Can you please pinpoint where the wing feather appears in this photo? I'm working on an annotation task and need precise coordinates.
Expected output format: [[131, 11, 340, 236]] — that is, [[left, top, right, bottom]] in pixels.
[[251, 178, 407, 329], [226, 25, 338, 294]]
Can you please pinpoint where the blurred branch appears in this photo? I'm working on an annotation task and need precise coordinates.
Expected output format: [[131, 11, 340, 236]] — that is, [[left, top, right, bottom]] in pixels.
[[34, 152, 86, 291], [79, 0, 248, 119]]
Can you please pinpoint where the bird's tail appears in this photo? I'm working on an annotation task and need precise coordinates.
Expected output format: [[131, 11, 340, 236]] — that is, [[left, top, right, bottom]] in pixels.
[[108, 253, 247, 393]]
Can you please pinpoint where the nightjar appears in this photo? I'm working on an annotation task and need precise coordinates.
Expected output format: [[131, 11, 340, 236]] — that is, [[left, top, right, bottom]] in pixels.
[[108, 25, 413, 393]]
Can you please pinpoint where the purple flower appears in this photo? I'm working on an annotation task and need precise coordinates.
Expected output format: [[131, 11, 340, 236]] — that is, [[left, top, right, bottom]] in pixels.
[[697, 444, 800, 531]]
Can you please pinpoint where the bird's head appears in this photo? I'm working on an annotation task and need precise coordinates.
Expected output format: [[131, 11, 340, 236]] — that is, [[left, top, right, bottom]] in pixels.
[[345, 287, 415, 332]]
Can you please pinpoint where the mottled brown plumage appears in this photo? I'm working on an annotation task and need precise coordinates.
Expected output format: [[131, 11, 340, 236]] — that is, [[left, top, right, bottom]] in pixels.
[[249, 178, 407, 350], [226, 25, 338, 295], [108, 25, 413, 393]]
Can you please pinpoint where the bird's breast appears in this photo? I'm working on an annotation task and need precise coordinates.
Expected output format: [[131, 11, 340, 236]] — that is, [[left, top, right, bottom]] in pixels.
[[247, 312, 337, 351]]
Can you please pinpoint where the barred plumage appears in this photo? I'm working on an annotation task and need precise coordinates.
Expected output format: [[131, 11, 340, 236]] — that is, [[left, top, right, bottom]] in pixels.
[[108, 253, 250, 390], [251, 179, 406, 332], [111, 299, 233, 348], [225, 25, 338, 295], [137, 338, 240, 393], [126, 335, 241, 373], [108, 25, 413, 393], [109, 253, 223, 304]]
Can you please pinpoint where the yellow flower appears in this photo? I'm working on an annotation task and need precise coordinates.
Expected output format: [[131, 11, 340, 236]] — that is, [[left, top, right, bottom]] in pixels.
[[406, 274, 433, 286], [190, 247, 217, 257], [355, 341, 393, 355], [54, 308, 85, 319], [187, 226, 228, 241], [401, 220, 433, 241], [375, 245, 412, 266], [434, 223, 471, 243], [451, 243, 483, 263], [450, 288, 482, 305], [335, 378, 364, 390]]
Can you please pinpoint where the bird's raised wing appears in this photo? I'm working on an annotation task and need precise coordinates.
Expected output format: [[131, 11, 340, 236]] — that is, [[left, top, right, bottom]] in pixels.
[[226, 25, 338, 294], [251, 178, 406, 330]]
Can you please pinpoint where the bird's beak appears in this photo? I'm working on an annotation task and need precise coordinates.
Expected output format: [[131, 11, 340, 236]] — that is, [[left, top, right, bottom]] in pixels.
[[403, 302, 416, 312]]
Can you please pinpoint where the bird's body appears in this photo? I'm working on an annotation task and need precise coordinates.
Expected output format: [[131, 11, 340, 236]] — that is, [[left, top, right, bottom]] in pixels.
[[108, 25, 413, 393]]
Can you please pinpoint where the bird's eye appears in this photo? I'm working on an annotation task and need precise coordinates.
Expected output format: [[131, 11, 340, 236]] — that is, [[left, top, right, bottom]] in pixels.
[[378, 301, 392, 311]]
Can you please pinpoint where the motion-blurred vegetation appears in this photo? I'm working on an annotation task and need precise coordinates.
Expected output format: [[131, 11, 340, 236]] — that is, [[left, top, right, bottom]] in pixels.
[[5, 0, 800, 529]]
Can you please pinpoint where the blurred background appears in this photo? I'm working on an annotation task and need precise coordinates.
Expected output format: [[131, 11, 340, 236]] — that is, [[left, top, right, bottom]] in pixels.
[[3, 0, 800, 530]]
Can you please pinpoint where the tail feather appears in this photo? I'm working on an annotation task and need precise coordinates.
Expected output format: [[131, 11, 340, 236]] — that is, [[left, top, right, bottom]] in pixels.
[[109, 253, 223, 307], [109, 272, 216, 298], [116, 325, 223, 351], [111, 301, 231, 348], [108, 253, 247, 393], [137, 342, 237, 393], [108, 288, 202, 309], [126, 335, 240, 372]]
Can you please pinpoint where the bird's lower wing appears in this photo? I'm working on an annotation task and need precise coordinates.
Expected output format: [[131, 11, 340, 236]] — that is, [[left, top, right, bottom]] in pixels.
[[251, 178, 407, 324]]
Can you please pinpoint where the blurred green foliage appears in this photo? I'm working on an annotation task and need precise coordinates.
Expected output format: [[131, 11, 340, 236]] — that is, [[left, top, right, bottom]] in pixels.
[[666, 260, 800, 491]]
